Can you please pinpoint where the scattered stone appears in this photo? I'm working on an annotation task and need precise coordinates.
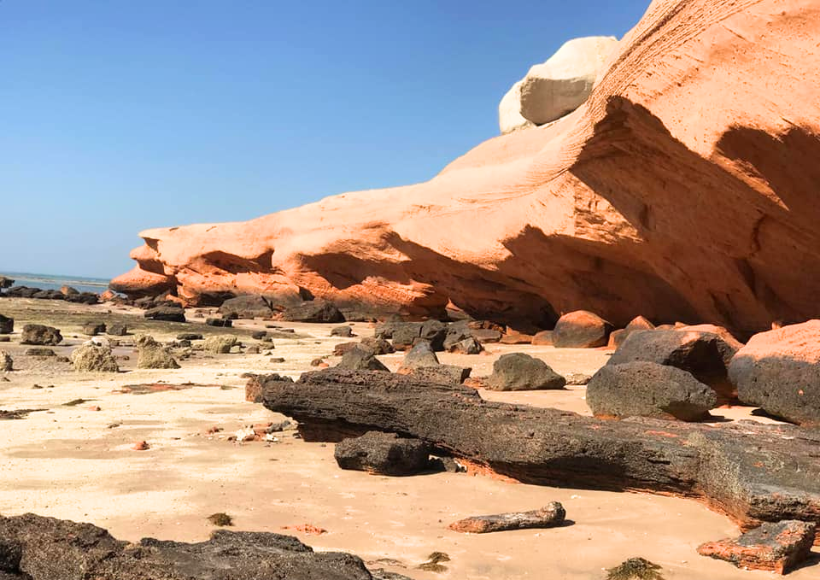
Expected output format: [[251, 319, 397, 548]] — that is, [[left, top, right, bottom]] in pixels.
[[207, 513, 234, 527], [55, 356, 70, 363], [203, 336, 238, 354], [71, 344, 119, 373], [337, 347, 389, 371], [335, 431, 431, 476], [280, 523, 328, 536], [331, 326, 354, 337], [62, 398, 88, 407], [419, 320, 447, 350], [0, 350, 12, 372], [137, 338, 180, 369], [206, 317, 232, 327], [360, 336, 395, 355], [21, 324, 62, 346], [552, 310, 613, 348], [107, 323, 128, 336], [608, 329, 740, 401], [697, 520, 816, 575], [448, 337, 483, 355], [0, 314, 13, 334], [219, 295, 274, 319], [399, 340, 439, 370], [729, 320, 820, 427], [177, 332, 203, 341], [0, 336, 9, 342], [25, 348, 56, 357], [485, 353, 566, 391], [144, 305, 186, 323], [82, 322, 106, 336], [390, 323, 423, 351], [449, 502, 566, 533], [587, 362, 717, 421], [531, 330, 554, 346], [606, 558, 665, 580], [310, 358, 326, 367], [282, 300, 344, 323]]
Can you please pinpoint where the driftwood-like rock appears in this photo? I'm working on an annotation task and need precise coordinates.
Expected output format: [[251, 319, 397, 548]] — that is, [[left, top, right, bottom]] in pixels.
[[262, 369, 820, 535], [449, 502, 566, 533]]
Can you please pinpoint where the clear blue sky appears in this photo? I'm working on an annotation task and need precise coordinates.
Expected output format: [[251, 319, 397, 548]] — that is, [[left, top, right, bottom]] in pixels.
[[0, 1, 648, 279]]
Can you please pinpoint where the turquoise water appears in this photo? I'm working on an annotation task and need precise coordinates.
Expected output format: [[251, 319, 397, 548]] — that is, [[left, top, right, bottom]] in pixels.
[[0, 272, 110, 294]]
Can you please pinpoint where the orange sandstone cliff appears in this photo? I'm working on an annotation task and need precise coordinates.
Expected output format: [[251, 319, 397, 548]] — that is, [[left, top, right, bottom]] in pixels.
[[111, 0, 820, 334]]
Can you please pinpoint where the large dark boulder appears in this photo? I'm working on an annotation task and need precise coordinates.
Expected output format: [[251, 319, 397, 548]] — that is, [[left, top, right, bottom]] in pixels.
[[282, 300, 344, 323], [399, 341, 439, 370], [586, 361, 717, 421], [218, 295, 273, 319], [0, 315, 13, 334], [334, 431, 431, 476], [144, 305, 186, 323], [607, 329, 739, 400], [388, 323, 423, 351], [552, 310, 613, 348], [485, 353, 565, 391], [419, 320, 447, 351], [729, 320, 820, 427], [21, 324, 62, 346], [0, 513, 383, 580], [337, 346, 389, 371]]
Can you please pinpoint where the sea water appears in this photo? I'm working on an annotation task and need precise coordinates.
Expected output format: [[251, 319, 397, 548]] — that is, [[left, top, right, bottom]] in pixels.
[[0, 271, 110, 294]]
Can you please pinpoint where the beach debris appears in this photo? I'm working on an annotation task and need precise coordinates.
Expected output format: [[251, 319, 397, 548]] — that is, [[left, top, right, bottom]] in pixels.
[[697, 520, 817, 574], [281, 523, 327, 535], [335, 431, 431, 476], [62, 398, 89, 407], [417, 552, 450, 573], [448, 502, 566, 533], [132, 440, 150, 451], [21, 324, 63, 346], [606, 558, 664, 580], [207, 512, 234, 527]]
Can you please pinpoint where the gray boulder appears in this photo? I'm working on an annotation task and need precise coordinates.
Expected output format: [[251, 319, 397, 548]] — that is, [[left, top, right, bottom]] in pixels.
[[486, 353, 566, 391], [399, 341, 439, 370], [334, 431, 431, 476], [337, 346, 389, 371]]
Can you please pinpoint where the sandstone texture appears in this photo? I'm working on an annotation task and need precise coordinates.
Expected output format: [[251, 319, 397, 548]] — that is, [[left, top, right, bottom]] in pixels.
[[113, 0, 820, 335], [498, 80, 535, 135]]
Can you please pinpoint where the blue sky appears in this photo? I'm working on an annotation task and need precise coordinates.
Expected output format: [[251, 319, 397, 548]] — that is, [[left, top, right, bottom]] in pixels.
[[0, 1, 648, 278]]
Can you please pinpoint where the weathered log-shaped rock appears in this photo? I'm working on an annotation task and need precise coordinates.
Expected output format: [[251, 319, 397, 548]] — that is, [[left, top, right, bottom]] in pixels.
[[485, 353, 565, 391], [0, 513, 392, 580], [729, 320, 820, 427], [282, 300, 344, 323], [398, 365, 471, 385], [607, 329, 738, 400], [334, 431, 431, 476], [262, 369, 820, 535], [449, 502, 566, 533], [586, 362, 716, 421], [697, 520, 817, 574]]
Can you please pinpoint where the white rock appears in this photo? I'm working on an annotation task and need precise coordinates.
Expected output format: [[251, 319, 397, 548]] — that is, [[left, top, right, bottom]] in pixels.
[[499, 81, 535, 135], [519, 36, 619, 125]]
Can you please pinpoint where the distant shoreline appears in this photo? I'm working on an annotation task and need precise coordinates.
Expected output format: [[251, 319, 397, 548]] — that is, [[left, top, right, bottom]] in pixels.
[[0, 271, 110, 294]]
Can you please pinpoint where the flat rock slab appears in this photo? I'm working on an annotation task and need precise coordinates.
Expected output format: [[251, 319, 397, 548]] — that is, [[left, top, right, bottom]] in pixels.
[[697, 520, 817, 574], [262, 369, 820, 536], [449, 502, 566, 533]]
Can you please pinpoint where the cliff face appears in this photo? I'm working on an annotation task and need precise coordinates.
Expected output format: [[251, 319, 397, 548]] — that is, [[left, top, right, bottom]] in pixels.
[[111, 0, 820, 334]]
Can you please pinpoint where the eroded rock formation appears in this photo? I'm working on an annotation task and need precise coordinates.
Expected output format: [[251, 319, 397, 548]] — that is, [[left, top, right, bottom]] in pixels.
[[112, 0, 820, 335]]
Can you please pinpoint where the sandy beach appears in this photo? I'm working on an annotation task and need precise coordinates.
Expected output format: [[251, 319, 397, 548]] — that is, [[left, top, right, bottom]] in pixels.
[[0, 297, 815, 579]]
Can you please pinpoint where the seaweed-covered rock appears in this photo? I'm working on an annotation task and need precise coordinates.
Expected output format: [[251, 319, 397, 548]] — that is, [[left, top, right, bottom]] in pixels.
[[203, 336, 238, 354], [729, 320, 820, 427], [586, 361, 717, 421], [337, 347, 389, 371], [607, 329, 739, 400], [485, 353, 565, 391], [71, 344, 119, 373], [697, 520, 816, 574], [552, 310, 613, 348], [282, 300, 344, 323], [21, 324, 62, 346], [137, 339, 180, 369], [335, 431, 431, 476], [389, 323, 423, 351]]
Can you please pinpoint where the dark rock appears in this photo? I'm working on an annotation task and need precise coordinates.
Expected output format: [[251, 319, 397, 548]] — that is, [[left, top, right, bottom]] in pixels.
[[262, 369, 820, 533], [21, 325, 62, 346], [0, 276, 13, 290], [552, 310, 613, 348], [419, 320, 447, 351], [331, 326, 354, 338], [697, 520, 816, 574], [729, 321, 820, 427], [389, 323, 423, 351], [334, 431, 431, 476], [442, 321, 471, 351], [270, 357, 285, 363], [449, 502, 565, 533], [82, 322, 106, 336], [360, 336, 395, 355], [251, 330, 267, 340], [246, 373, 294, 403], [399, 341, 439, 370], [607, 329, 739, 401], [25, 348, 56, 357], [218, 295, 273, 319], [337, 347, 389, 371], [400, 365, 471, 385], [0, 315, 13, 334], [144, 305, 186, 323], [0, 512, 379, 580], [0, 337, 9, 343], [586, 362, 717, 421], [333, 342, 360, 357], [282, 300, 344, 323], [177, 333, 203, 341], [485, 353, 566, 391], [206, 317, 232, 327], [107, 324, 128, 336]]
